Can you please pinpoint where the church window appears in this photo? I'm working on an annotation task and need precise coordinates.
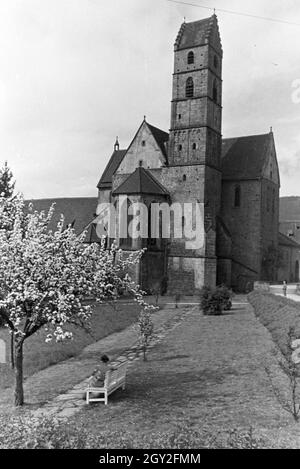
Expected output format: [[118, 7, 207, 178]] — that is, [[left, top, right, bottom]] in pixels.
[[192, 143, 197, 150], [187, 51, 194, 64], [213, 79, 218, 103], [214, 55, 218, 69], [186, 77, 194, 98], [234, 185, 241, 207]]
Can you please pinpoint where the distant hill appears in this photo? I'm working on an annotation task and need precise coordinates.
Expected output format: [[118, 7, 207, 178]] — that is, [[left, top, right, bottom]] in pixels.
[[26, 197, 97, 234], [280, 197, 300, 221]]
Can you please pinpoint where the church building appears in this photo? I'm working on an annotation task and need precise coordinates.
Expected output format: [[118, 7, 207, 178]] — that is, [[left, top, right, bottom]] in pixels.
[[95, 15, 281, 293]]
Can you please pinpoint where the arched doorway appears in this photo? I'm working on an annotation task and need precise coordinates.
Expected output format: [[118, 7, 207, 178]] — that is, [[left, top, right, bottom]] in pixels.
[[295, 260, 300, 283]]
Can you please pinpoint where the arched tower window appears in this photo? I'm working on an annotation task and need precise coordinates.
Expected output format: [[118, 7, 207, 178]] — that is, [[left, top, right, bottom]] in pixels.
[[234, 185, 241, 207], [187, 51, 194, 64], [186, 77, 194, 98], [213, 79, 218, 103]]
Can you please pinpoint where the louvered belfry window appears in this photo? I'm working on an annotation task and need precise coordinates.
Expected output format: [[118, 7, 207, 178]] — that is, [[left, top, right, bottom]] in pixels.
[[186, 77, 194, 98]]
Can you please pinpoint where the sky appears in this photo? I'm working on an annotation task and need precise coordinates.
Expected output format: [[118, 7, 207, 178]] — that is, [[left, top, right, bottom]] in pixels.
[[0, 0, 299, 198]]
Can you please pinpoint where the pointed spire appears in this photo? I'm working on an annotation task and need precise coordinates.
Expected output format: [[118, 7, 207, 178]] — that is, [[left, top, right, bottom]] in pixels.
[[114, 136, 120, 151]]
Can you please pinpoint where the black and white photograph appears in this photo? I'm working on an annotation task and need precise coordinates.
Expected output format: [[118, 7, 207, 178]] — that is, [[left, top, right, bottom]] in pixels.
[[0, 0, 300, 456]]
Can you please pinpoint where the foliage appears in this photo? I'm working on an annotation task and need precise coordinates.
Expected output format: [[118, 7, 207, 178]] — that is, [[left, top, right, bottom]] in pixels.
[[216, 285, 232, 311], [0, 194, 147, 405], [0, 415, 268, 449], [199, 285, 232, 315], [0, 161, 15, 199]]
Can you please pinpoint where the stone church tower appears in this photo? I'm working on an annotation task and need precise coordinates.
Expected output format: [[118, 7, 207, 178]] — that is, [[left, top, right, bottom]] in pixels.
[[166, 15, 223, 291]]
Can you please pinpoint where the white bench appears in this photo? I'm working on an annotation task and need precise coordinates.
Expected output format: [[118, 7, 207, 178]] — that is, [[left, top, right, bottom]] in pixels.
[[86, 362, 128, 405]]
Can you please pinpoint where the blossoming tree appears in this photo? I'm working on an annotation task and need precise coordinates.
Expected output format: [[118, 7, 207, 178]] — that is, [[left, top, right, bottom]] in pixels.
[[0, 195, 146, 406]]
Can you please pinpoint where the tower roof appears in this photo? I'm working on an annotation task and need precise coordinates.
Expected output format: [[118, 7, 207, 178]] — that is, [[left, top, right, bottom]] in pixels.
[[112, 167, 169, 196], [174, 15, 222, 52]]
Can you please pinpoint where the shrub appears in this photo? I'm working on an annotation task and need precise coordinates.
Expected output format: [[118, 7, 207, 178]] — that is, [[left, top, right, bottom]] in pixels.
[[216, 285, 232, 311], [199, 285, 232, 315]]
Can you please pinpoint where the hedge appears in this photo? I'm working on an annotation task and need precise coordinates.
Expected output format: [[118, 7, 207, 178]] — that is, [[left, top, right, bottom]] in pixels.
[[248, 291, 300, 359]]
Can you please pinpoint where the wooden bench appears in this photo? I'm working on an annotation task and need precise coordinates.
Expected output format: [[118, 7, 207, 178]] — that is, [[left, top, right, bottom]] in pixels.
[[86, 362, 128, 405]]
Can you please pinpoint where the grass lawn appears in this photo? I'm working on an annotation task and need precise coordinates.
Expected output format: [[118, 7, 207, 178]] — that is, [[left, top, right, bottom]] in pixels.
[[0, 301, 140, 393], [66, 301, 300, 448]]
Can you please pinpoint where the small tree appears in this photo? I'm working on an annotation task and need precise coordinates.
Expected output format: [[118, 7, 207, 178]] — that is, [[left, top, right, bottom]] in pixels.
[[0, 161, 15, 198], [0, 195, 146, 406], [137, 309, 154, 361]]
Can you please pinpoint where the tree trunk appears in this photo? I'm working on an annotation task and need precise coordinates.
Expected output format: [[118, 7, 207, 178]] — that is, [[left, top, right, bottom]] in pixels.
[[10, 332, 15, 369], [14, 339, 24, 406]]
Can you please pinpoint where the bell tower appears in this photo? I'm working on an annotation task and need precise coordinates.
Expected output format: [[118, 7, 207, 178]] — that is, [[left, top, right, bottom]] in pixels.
[[166, 15, 223, 291], [169, 14, 223, 168]]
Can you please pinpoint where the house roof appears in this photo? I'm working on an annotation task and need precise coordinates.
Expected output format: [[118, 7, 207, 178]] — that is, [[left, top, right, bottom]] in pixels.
[[97, 149, 127, 189], [279, 231, 300, 249], [221, 133, 271, 180], [113, 167, 169, 196], [174, 15, 221, 51], [25, 197, 97, 235]]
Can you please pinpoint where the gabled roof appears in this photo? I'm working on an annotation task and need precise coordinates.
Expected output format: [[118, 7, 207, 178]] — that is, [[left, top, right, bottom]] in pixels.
[[97, 121, 169, 190], [147, 123, 169, 159], [174, 15, 221, 51], [221, 133, 272, 180], [97, 149, 127, 189], [112, 167, 169, 196], [279, 232, 300, 249], [25, 198, 97, 235]]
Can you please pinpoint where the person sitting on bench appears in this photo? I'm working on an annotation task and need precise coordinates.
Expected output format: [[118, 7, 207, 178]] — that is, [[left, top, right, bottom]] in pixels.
[[92, 354, 110, 386]]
